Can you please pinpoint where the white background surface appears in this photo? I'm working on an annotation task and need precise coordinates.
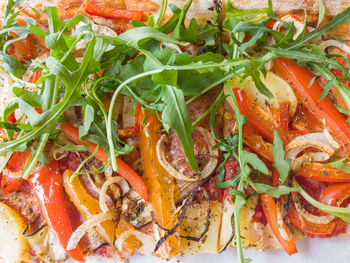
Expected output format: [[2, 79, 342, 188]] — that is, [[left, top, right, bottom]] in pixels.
[[69, 235, 350, 263]]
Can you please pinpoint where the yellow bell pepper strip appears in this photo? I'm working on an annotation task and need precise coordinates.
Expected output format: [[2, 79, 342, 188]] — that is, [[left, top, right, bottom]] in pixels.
[[138, 112, 181, 258], [115, 218, 142, 257], [62, 170, 117, 245], [60, 122, 148, 201]]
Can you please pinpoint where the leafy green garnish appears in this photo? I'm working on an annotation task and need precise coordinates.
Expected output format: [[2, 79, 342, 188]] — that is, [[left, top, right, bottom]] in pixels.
[[272, 130, 291, 184], [317, 0, 325, 28]]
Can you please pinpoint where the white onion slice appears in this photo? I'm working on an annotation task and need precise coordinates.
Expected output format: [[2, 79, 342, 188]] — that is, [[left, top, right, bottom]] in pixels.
[[272, 15, 305, 40], [292, 192, 335, 224], [157, 127, 218, 182], [67, 212, 117, 250], [226, 71, 298, 117], [51, 146, 69, 161], [319, 40, 350, 54], [114, 229, 156, 255], [286, 130, 340, 170], [292, 152, 330, 171], [276, 202, 291, 241], [99, 176, 125, 213]]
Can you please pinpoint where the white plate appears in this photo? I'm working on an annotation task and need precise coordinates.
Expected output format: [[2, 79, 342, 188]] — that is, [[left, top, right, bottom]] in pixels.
[[67, 235, 350, 263]]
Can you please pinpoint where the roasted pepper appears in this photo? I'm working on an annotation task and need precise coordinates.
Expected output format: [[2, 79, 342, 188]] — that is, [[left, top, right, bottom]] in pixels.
[[28, 161, 85, 262], [62, 170, 117, 245], [138, 112, 181, 258]]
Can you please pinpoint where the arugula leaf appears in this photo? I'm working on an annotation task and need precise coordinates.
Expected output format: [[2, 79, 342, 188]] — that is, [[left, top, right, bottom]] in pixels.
[[317, 0, 325, 27], [148, 0, 168, 28], [241, 150, 268, 175], [272, 130, 291, 184], [172, 0, 198, 42], [249, 182, 299, 198], [79, 104, 95, 137], [161, 85, 197, 171], [54, 141, 91, 152]]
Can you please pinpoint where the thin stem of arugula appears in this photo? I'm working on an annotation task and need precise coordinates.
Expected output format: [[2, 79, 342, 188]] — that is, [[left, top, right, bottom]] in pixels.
[[22, 133, 49, 179], [192, 89, 224, 127], [294, 179, 350, 222], [154, 0, 168, 28], [225, 82, 249, 263], [70, 145, 99, 182], [314, 64, 350, 114], [75, 160, 110, 176], [107, 69, 162, 170], [21, 76, 60, 178], [234, 180, 245, 263]]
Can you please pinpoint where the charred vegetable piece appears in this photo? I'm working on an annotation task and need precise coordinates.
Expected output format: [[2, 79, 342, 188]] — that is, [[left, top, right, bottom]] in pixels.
[[28, 161, 85, 262]]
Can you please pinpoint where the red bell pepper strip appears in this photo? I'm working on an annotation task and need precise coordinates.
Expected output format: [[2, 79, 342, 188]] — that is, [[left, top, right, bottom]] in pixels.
[[261, 193, 297, 255], [1, 150, 32, 193], [28, 160, 85, 262], [60, 122, 148, 201], [243, 125, 274, 162], [319, 183, 350, 207], [295, 163, 350, 182], [85, 2, 143, 21], [233, 88, 290, 143], [119, 103, 144, 139], [274, 57, 350, 156], [30, 71, 42, 84], [288, 201, 336, 236]]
